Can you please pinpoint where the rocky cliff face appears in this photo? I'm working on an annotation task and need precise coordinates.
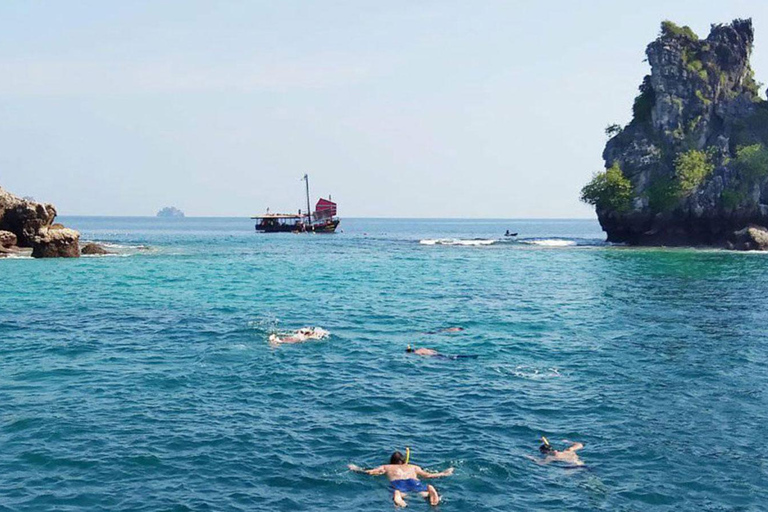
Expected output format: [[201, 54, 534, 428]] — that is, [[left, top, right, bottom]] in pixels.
[[0, 186, 80, 257], [584, 19, 768, 246]]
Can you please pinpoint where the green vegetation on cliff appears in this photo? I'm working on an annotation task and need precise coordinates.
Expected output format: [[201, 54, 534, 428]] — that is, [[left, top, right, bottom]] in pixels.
[[714, 144, 768, 209], [675, 150, 714, 194], [660, 20, 698, 41], [734, 144, 768, 180], [580, 163, 633, 212], [721, 188, 742, 209], [731, 102, 768, 148], [632, 76, 655, 124], [641, 151, 714, 213], [646, 178, 678, 212]]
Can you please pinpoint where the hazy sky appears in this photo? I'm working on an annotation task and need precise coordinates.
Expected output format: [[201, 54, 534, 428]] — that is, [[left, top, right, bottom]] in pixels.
[[2, 1, 767, 217]]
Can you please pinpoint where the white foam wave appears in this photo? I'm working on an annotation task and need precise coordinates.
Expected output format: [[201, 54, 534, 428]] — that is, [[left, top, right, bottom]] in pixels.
[[419, 238, 496, 246], [98, 242, 153, 250], [521, 239, 577, 247], [81, 253, 132, 258], [495, 365, 562, 380], [1, 254, 33, 260], [81, 241, 156, 257]]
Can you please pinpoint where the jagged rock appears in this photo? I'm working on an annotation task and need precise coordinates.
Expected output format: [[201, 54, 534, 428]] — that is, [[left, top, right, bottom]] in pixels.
[[0, 230, 16, 248], [730, 224, 768, 250], [585, 19, 768, 247], [0, 186, 80, 257], [0, 186, 57, 247], [81, 242, 109, 255], [31, 228, 80, 258]]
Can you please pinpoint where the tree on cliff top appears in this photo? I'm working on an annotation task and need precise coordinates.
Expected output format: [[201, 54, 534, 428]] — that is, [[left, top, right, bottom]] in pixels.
[[580, 163, 633, 213], [660, 20, 698, 41]]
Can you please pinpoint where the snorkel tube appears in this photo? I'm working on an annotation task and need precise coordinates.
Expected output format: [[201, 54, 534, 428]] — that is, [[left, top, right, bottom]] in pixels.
[[539, 436, 553, 453], [405, 447, 411, 464]]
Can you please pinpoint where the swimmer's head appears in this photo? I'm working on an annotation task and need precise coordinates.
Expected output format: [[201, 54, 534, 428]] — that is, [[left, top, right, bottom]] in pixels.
[[406, 345, 414, 353], [390, 451, 406, 465], [539, 436, 553, 454]]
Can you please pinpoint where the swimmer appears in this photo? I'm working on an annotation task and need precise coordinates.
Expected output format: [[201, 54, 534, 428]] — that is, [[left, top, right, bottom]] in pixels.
[[533, 436, 585, 466], [424, 327, 464, 334], [269, 327, 329, 345], [406, 346, 440, 357], [406, 345, 479, 360], [348, 451, 454, 507]]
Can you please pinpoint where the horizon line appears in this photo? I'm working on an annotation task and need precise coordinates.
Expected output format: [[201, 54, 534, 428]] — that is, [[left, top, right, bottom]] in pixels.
[[57, 215, 598, 221]]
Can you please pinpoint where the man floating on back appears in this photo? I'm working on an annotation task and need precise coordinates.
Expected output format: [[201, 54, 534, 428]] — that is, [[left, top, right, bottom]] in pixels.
[[348, 449, 454, 507]]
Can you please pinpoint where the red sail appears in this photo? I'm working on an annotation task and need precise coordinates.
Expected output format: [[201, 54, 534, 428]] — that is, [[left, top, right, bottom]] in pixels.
[[315, 198, 337, 218]]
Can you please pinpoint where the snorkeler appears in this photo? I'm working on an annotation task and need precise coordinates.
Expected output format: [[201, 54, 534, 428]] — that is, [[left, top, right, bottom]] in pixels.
[[406, 345, 479, 360], [535, 436, 585, 466], [348, 450, 454, 507], [423, 327, 464, 334], [268, 327, 329, 345]]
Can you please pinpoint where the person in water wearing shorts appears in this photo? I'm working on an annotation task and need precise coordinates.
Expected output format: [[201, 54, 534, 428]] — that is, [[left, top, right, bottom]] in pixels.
[[348, 451, 454, 507], [406, 346, 478, 360], [536, 436, 585, 466]]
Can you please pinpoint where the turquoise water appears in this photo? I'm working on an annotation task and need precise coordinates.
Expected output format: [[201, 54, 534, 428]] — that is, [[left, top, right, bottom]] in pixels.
[[2, 217, 767, 511]]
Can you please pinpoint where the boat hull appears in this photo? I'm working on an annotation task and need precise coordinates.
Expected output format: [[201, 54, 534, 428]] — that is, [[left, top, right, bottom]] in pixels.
[[256, 219, 339, 233]]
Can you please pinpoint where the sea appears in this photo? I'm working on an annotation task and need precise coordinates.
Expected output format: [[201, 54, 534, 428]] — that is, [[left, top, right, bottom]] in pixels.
[[1, 217, 767, 511]]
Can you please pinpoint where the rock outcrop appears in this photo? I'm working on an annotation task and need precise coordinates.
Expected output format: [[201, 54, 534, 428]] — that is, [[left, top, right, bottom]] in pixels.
[[81, 242, 109, 255], [0, 230, 17, 248], [728, 224, 768, 250], [31, 228, 81, 258], [0, 187, 58, 246], [582, 19, 768, 248], [0, 230, 19, 256], [0, 186, 80, 258]]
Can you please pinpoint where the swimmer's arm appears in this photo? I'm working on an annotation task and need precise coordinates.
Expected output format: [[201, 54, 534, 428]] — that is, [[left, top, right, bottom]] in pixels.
[[565, 442, 584, 452], [348, 464, 386, 476], [415, 466, 454, 478]]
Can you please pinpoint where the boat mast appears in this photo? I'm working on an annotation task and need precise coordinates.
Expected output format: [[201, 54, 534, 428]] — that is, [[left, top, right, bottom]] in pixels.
[[303, 174, 312, 225]]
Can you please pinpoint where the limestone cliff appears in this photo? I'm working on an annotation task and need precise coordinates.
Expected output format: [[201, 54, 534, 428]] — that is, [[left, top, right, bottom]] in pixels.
[[583, 19, 768, 247]]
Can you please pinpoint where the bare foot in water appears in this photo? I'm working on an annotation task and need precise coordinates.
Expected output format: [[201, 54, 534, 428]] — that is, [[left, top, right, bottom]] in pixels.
[[393, 490, 407, 508], [427, 485, 440, 506]]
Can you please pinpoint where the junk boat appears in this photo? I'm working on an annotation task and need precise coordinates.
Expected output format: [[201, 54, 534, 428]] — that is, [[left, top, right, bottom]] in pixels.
[[252, 174, 340, 233]]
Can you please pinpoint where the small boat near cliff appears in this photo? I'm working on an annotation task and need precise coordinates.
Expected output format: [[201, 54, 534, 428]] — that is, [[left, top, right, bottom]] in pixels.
[[251, 175, 339, 233]]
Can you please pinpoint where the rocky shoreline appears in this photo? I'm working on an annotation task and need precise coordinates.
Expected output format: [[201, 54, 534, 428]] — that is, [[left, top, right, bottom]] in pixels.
[[0, 186, 81, 258]]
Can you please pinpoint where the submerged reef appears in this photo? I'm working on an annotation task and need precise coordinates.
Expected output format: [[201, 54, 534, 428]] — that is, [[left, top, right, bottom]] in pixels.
[[583, 19, 768, 249]]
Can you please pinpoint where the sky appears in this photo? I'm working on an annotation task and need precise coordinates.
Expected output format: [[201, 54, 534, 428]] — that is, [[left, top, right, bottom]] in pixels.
[[1, 1, 767, 218]]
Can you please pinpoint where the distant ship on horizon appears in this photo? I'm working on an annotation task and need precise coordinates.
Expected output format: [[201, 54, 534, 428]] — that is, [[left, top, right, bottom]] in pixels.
[[157, 206, 185, 218], [251, 175, 339, 233]]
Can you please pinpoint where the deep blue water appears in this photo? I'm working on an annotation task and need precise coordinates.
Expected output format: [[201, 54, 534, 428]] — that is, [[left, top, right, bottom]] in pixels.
[[2, 217, 768, 511]]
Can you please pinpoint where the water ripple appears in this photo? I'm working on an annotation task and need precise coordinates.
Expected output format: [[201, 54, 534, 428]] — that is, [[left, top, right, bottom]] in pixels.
[[2, 218, 768, 510]]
